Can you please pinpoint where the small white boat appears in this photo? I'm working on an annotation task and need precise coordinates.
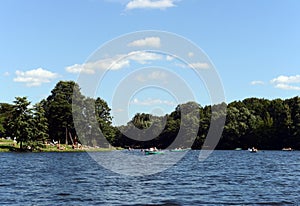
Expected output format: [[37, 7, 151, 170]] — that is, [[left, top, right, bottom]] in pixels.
[[170, 148, 190, 152], [282, 147, 293, 151]]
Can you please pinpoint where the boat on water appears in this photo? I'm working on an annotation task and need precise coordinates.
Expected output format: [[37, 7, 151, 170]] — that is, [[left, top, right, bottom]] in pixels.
[[144, 147, 164, 155], [144, 150, 164, 155], [282, 147, 293, 151], [170, 148, 190, 152], [248, 147, 258, 153]]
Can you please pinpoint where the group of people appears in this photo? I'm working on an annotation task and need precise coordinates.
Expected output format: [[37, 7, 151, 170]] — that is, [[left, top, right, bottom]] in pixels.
[[148, 147, 158, 151], [128, 147, 159, 152]]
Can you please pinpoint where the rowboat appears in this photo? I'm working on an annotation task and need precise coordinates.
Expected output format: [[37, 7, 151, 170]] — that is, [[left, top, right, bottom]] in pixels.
[[144, 150, 164, 155]]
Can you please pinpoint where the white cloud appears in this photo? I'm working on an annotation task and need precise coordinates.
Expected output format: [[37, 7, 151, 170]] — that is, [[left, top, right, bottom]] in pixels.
[[65, 63, 95, 74], [250, 80, 265, 85], [271, 75, 300, 84], [271, 75, 300, 91], [128, 51, 162, 64], [274, 83, 300, 91], [65, 51, 162, 74], [188, 62, 210, 70], [127, 37, 161, 48], [66, 57, 130, 74], [131, 98, 176, 106], [126, 0, 176, 10], [13, 68, 59, 87], [66, 51, 162, 74]]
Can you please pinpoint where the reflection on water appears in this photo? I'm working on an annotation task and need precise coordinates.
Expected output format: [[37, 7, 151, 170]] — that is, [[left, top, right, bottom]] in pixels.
[[0, 150, 300, 205], [89, 150, 187, 176]]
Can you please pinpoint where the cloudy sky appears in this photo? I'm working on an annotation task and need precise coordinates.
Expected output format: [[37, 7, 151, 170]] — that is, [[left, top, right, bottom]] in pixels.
[[1, 0, 300, 124]]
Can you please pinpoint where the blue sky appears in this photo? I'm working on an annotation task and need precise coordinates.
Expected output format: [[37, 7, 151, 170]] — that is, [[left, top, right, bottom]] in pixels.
[[1, 0, 300, 124]]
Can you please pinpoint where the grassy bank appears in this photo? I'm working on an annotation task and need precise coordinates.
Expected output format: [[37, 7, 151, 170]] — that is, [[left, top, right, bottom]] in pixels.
[[0, 139, 18, 152], [0, 138, 121, 152]]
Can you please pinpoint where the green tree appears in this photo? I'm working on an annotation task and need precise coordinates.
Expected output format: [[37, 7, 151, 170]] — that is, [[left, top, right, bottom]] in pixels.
[[95, 97, 116, 146], [8, 97, 32, 149], [44, 81, 84, 144], [285, 97, 300, 148], [30, 102, 49, 148], [118, 113, 166, 148], [0, 103, 14, 137], [267, 99, 292, 149]]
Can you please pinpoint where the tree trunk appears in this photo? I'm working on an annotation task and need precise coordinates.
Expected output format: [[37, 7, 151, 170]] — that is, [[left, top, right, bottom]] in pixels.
[[65, 127, 68, 145]]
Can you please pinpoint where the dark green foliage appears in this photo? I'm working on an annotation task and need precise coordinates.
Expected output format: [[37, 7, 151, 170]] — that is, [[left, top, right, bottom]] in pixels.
[[9, 97, 33, 149], [217, 97, 300, 150], [74, 97, 116, 147], [44, 81, 85, 144], [115, 113, 167, 148], [31, 103, 49, 149], [113, 97, 300, 150], [115, 102, 202, 149], [2, 97, 49, 150], [0, 81, 117, 150], [43, 81, 116, 148], [0, 103, 14, 137], [0, 79, 299, 151]]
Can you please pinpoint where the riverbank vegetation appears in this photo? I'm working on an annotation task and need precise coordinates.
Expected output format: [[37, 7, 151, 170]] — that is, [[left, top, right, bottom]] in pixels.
[[0, 138, 117, 152], [0, 80, 299, 152]]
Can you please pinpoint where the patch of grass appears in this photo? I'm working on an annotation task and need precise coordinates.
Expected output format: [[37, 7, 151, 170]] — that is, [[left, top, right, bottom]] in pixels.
[[39, 144, 118, 152], [0, 139, 18, 152], [0, 138, 14, 143], [0, 138, 121, 152]]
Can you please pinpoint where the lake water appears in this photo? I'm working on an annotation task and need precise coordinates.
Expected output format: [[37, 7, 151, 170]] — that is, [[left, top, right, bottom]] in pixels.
[[1, 150, 300, 205]]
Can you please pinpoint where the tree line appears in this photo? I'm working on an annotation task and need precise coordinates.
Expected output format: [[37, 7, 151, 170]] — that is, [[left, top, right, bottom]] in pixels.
[[0, 80, 299, 150], [0, 81, 115, 150], [116, 97, 300, 150]]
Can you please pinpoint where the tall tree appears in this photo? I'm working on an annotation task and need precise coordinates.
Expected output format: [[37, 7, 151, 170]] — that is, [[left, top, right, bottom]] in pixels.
[[8, 97, 32, 149], [95, 97, 116, 146], [285, 97, 300, 148], [266, 99, 292, 149], [31, 102, 49, 148], [0, 103, 14, 137], [74, 97, 113, 147], [44, 81, 84, 144]]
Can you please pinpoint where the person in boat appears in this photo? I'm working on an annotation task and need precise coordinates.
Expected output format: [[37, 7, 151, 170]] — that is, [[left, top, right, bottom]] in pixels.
[[251, 147, 258, 152], [149, 147, 158, 151]]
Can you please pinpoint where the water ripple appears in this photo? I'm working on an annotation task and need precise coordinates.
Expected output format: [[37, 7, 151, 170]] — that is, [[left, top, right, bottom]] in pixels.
[[1, 151, 300, 205]]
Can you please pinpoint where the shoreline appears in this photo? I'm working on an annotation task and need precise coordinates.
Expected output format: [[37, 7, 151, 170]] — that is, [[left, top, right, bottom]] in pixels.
[[0, 139, 121, 153], [1, 139, 297, 153]]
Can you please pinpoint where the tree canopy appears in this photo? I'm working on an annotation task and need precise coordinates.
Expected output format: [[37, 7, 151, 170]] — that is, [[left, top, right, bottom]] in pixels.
[[0, 80, 299, 151]]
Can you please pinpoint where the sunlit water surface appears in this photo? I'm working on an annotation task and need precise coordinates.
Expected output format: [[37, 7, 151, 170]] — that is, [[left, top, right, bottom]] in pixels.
[[1, 150, 300, 205]]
